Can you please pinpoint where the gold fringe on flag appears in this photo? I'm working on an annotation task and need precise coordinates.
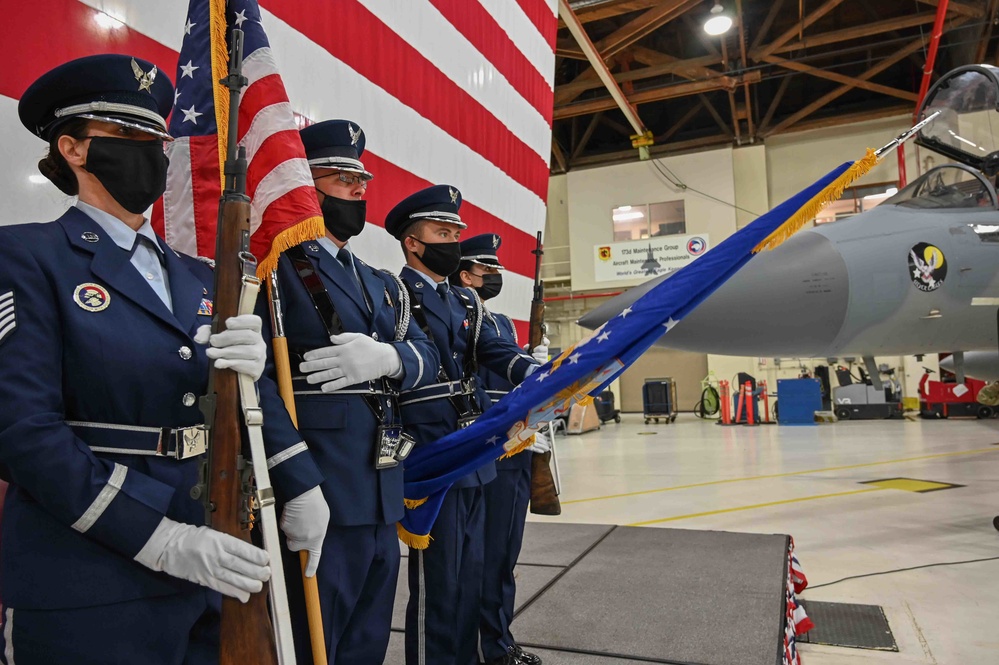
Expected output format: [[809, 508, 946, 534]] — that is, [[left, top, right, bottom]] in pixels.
[[397, 523, 432, 550], [498, 435, 535, 460], [257, 214, 327, 280], [208, 0, 229, 191], [404, 497, 429, 510], [753, 149, 880, 254]]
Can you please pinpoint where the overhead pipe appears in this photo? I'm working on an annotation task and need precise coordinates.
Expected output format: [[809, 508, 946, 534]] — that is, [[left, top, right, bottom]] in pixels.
[[900, 0, 950, 187]]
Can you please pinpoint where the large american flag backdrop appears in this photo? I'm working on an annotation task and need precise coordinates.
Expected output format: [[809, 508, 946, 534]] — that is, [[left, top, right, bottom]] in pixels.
[[0, 0, 556, 334]]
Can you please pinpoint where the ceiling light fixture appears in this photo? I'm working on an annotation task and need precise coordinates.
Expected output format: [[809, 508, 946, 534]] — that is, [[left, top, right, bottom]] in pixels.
[[704, 2, 733, 36]]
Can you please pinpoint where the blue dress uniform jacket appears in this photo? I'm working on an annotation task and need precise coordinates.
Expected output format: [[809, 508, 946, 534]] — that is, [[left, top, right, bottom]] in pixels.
[[263, 241, 438, 665], [400, 266, 537, 665], [264, 242, 438, 526], [478, 311, 534, 662], [398, 267, 536, 488], [0, 208, 323, 612]]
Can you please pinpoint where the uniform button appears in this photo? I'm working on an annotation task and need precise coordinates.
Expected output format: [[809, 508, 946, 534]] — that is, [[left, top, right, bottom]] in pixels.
[[371, 332, 379, 341], [452, 351, 458, 359], [146, 273, 155, 280], [179, 346, 193, 360], [182, 392, 197, 407]]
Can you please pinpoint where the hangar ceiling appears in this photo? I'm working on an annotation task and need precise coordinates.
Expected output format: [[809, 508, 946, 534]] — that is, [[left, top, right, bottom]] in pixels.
[[552, 0, 999, 171]]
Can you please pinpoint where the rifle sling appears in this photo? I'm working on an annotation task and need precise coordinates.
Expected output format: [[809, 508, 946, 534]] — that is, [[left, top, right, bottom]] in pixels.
[[286, 245, 394, 427]]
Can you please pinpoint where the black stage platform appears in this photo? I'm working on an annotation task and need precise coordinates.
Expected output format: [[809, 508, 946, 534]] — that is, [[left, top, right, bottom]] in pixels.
[[387, 523, 793, 665]]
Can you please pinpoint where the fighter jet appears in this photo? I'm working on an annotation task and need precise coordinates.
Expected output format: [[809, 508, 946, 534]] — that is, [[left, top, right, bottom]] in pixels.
[[579, 64, 999, 385]]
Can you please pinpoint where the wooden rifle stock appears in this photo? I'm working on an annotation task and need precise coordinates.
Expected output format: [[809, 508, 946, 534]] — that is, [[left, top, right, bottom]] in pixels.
[[198, 29, 280, 665], [527, 232, 561, 516]]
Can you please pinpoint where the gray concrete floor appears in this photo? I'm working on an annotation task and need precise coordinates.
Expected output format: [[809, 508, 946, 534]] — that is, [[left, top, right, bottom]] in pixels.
[[530, 413, 999, 664]]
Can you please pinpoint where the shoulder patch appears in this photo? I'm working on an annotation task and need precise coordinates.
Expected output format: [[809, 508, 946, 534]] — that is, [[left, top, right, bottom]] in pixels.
[[196, 256, 216, 269], [0, 290, 16, 347]]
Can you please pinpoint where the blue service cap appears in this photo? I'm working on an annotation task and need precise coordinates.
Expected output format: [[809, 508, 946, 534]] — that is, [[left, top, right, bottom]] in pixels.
[[459, 234, 504, 270], [385, 184, 466, 238], [18, 54, 174, 141], [300, 119, 373, 180]]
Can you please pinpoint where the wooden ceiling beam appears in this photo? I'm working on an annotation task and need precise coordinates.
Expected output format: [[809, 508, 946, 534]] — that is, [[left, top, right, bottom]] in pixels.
[[753, 0, 848, 60], [699, 93, 734, 138], [915, 0, 983, 18], [558, 0, 702, 60], [764, 24, 961, 136], [786, 104, 913, 133], [553, 71, 761, 120], [767, 13, 939, 56], [750, 0, 786, 52], [758, 74, 793, 134], [762, 54, 919, 102], [557, 0, 662, 28], [571, 111, 604, 161], [656, 100, 705, 142], [551, 137, 568, 173]]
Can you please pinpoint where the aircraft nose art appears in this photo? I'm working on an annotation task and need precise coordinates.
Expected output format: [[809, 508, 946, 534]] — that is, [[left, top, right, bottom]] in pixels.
[[661, 231, 850, 355]]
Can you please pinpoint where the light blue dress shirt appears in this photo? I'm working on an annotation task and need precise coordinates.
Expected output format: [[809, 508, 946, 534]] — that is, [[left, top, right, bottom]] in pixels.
[[76, 202, 173, 313]]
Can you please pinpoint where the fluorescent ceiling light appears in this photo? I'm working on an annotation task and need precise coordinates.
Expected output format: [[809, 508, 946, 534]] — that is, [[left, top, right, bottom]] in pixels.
[[613, 211, 645, 221], [615, 205, 632, 212]]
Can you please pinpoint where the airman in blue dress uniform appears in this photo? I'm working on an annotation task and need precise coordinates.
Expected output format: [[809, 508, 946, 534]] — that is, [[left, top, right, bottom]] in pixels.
[[0, 54, 329, 664], [267, 119, 440, 664], [450, 234, 548, 665], [384, 187, 547, 665]]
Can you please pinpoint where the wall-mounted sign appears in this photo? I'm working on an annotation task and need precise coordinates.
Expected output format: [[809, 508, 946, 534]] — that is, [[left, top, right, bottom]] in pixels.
[[593, 234, 710, 282]]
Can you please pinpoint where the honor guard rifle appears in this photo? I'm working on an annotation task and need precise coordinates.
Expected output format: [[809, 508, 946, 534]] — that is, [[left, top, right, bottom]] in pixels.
[[528, 232, 561, 516], [195, 29, 296, 665]]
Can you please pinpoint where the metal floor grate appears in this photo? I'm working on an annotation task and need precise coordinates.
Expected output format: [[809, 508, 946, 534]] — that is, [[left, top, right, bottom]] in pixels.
[[798, 600, 898, 651]]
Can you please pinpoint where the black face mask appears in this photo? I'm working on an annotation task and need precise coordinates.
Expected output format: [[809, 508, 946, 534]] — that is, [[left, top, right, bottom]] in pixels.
[[410, 237, 462, 277], [473, 273, 503, 300], [318, 193, 367, 242], [84, 137, 169, 214]]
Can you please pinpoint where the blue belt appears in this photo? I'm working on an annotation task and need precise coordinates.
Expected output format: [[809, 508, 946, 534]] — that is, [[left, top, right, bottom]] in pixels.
[[67, 421, 208, 460]]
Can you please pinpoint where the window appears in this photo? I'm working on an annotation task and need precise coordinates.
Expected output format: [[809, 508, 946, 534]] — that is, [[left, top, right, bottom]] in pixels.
[[612, 200, 686, 241], [813, 182, 898, 225]]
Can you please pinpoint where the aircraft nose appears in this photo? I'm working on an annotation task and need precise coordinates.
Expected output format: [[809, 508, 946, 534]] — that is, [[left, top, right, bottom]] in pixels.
[[661, 231, 850, 356]]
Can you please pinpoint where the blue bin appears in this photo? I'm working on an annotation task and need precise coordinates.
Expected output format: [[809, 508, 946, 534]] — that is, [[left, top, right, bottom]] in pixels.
[[776, 379, 822, 425]]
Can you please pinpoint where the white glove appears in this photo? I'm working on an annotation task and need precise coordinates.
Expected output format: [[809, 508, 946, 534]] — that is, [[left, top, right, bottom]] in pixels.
[[280, 486, 330, 578], [527, 426, 552, 454], [194, 315, 267, 382], [300, 332, 403, 392], [134, 517, 270, 603], [531, 345, 549, 364]]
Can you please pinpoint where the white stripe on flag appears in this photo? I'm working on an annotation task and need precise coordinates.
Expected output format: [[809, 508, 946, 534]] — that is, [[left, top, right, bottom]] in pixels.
[[162, 137, 198, 257], [262, 8, 547, 237], [240, 101, 299, 165], [249, 158, 315, 234], [477, 0, 556, 86], [363, 0, 551, 160], [242, 46, 280, 90]]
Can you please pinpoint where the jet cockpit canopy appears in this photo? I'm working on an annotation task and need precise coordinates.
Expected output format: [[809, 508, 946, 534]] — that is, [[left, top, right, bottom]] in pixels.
[[916, 64, 999, 175]]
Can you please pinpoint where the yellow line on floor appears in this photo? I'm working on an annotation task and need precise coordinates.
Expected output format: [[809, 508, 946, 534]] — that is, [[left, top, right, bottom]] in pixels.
[[628, 488, 884, 526], [563, 447, 998, 506]]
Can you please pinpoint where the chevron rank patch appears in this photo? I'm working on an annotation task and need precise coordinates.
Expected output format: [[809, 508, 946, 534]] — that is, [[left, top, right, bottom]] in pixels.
[[0, 290, 15, 347]]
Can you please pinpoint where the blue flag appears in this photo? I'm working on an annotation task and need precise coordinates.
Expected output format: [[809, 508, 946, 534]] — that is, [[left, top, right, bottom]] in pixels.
[[399, 158, 863, 545]]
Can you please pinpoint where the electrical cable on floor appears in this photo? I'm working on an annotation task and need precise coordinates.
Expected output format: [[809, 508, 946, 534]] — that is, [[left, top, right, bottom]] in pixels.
[[806, 555, 999, 590]]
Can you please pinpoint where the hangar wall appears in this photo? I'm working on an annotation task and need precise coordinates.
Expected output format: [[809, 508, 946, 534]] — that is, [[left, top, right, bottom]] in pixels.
[[546, 114, 937, 410]]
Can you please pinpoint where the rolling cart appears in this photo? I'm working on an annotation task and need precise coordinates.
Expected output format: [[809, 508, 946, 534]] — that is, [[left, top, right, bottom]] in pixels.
[[643, 377, 678, 424]]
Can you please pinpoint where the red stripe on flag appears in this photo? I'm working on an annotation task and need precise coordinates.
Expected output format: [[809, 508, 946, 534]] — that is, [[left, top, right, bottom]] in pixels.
[[261, 0, 549, 202], [514, 0, 558, 49], [245, 129, 306, 197], [428, 0, 553, 125], [0, 0, 178, 103], [189, 135, 223, 257], [250, 184, 320, 261], [361, 151, 537, 278], [237, 73, 289, 144], [513, 319, 529, 345]]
